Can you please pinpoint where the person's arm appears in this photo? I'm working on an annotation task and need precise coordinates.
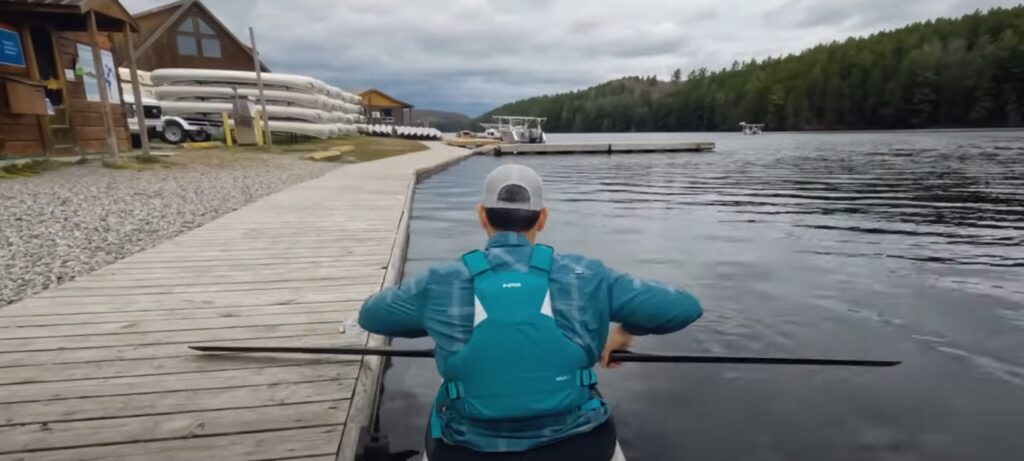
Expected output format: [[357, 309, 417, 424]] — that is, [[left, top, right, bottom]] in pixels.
[[357, 270, 431, 338], [608, 268, 703, 336], [601, 268, 702, 367]]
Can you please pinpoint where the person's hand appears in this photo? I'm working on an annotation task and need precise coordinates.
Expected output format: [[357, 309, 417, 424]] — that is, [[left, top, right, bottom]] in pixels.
[[601, 324, 633, 369]]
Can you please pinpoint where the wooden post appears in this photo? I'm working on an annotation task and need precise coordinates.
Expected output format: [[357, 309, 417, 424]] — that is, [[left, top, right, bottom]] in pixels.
[[88, 11, 118, 157], [20, 25, 54, 158], [249, 27, 272, 149], [124, 22, 149, 155], [221, 112, 233, 147]]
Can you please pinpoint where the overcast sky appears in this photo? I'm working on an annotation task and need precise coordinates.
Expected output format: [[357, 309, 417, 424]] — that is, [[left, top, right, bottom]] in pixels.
[[123, 0, 1021, 115]]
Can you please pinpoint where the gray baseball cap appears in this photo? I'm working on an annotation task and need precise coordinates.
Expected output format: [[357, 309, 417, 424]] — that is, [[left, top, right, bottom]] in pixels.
[[482, 164, 544, 211]]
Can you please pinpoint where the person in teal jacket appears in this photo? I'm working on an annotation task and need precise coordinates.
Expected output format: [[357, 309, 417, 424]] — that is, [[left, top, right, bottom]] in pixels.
[[358, 163, 703, 461]]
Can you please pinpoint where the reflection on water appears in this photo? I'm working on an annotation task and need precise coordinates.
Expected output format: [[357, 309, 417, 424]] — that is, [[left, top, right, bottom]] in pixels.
[[380, 130, 1024, 461]]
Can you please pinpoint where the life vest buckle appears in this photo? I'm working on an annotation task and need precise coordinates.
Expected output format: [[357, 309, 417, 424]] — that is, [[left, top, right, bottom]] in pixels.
[[445, 382, 464, 400], [576, 369, 598, 387]]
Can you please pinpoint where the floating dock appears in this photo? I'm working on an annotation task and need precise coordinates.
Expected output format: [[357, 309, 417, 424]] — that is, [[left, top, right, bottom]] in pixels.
[[0, 143, 470, 460], [476, 141, 715, 156]]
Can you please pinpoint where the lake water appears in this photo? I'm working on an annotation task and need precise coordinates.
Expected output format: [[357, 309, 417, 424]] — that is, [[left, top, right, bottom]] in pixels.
[[378, 130, 1024, 461]]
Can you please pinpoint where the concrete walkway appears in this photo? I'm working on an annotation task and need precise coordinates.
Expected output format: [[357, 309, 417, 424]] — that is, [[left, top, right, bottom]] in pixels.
[[0, 142, 469, 460]]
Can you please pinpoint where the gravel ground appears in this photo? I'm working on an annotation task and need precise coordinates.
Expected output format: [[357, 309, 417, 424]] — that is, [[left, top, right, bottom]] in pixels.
[[0, 150, 340, 307]]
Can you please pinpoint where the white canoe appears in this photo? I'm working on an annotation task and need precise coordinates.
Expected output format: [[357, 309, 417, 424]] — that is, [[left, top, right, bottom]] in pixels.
[[159, 101, 337, 123], [154, 86, 353, 111], [151, 68, 330, 95], [266, 121, 333, 139]]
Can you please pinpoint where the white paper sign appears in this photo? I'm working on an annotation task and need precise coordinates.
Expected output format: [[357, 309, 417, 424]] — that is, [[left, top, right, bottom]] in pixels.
[[100, 50, 121, 104], [64, 68, 76, 82], [76, 43, 100, 102]]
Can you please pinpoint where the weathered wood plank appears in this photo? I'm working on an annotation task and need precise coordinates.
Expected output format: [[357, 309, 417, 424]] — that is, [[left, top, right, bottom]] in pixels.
[[0, 333, 360, 369], [1, 302, 357, 328], [0, 362, 359, 404], [1, 286, 375, 315], [0, 321, 361, 354], [118, 249, 392, 264], [0, 310, 355, 340], [56, 269, 383, 289], [90, 261, 386, 277], [35, 277, 381, 298], [122, 247, 393, 260], [0, 425, 342, 461], [1, 379, 356, 426], [0, 401, 350, 454]]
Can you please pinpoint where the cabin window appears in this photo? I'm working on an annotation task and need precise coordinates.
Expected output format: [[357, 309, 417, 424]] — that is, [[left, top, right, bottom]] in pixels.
[[177, 34, 198, 56], [201, 38, 221, 58], [176, 16, 221, 59]]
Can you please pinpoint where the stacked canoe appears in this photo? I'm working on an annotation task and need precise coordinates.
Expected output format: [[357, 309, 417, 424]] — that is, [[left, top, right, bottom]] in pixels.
[[150, 69, 364, 139], [357, 124, 442, 140]]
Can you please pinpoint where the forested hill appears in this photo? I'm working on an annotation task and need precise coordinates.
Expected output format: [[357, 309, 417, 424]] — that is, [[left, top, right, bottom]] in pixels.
[[478, 6, 1024, 132]]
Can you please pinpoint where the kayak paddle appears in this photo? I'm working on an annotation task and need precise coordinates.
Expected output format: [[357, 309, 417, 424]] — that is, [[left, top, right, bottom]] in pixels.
[[188, 345, 900, 367]]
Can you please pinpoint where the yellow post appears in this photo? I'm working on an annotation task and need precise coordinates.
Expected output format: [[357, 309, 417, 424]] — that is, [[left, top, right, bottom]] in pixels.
[[254, 111, 264, 146], [221, 112, 233, 147]]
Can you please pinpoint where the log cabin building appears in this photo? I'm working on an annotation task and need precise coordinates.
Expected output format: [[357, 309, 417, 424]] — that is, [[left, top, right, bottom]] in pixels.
[[113, 0, 269, 72], [1, 0, 135, 158], [359, 88, 413, 125]]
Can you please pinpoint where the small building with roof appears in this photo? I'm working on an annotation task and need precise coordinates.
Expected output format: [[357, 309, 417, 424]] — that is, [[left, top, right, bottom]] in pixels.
[[112, 0, 269, 72], [1, 0, 137, 158], [359, 88, 413, 125]]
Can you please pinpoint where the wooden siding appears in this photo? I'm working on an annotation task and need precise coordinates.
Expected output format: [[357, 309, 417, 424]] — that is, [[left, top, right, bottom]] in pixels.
[[56, 31, 130, 153]]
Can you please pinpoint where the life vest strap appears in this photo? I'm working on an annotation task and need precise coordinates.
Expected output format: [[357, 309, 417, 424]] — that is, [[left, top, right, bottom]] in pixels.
[[444, 367, 595, 403], [461, 250, 492, 277], [529, 244, 554, 272]]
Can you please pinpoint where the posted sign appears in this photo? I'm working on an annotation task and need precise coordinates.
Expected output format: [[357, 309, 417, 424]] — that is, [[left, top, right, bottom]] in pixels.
[[0, 25, 26, 68]]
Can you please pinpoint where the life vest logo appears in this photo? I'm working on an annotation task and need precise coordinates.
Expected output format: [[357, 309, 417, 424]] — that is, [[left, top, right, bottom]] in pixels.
[[502, 282, 522, 289]]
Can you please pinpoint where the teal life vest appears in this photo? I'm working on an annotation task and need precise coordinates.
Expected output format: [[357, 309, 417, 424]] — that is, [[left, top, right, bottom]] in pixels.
[[430, 244, 603, 445]]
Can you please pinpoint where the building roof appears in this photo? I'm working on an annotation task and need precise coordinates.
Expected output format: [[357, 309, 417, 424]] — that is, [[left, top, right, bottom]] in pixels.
[[359, 88, 414, 109], [128, 0, 270, 71], [0, 0, 139, 31]]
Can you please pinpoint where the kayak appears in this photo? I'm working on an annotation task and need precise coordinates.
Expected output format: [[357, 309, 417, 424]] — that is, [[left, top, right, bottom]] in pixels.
[[421, 442, 626, 460]]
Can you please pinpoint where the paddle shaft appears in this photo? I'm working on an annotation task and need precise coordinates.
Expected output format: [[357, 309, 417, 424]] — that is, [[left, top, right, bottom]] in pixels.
[[189, 345, 900, 367]]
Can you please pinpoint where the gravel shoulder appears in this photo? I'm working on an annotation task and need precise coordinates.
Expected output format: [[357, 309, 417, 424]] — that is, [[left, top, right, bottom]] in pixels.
[[0, 149, 341, 307]]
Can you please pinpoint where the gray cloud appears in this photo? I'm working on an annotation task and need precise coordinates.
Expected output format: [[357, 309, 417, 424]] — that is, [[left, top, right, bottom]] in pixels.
[[123, 0, 1021, 115]]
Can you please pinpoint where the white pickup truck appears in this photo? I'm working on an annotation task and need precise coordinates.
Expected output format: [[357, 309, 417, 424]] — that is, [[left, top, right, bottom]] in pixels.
[[124, 95, 221, 145], [120, 68, 220, 146]]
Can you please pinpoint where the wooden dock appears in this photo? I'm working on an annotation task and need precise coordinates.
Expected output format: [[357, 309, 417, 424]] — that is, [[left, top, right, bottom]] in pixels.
[[0, 142, 469, 461], [480, 141, 715, 156]]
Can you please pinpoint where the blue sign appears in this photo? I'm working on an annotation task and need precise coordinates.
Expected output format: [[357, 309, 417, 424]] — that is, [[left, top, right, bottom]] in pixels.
[[0, 26, 26, 68]]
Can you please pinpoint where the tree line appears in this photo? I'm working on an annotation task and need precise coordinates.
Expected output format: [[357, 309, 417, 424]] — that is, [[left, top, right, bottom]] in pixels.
[[477, 6, 1024, 132]]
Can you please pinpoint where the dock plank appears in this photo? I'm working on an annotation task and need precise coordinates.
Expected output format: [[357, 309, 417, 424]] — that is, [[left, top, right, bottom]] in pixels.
[[0, 321, 358, 354], [0, 310, 357, 339], [1, 285, 378, 313], [1, 380, 355, 426], [0, 426, 343, 461], [0, 334, 361, 369], [0, 301, 357, 327], [0, 401, 350, 454], [0, 362, 359, 404]]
